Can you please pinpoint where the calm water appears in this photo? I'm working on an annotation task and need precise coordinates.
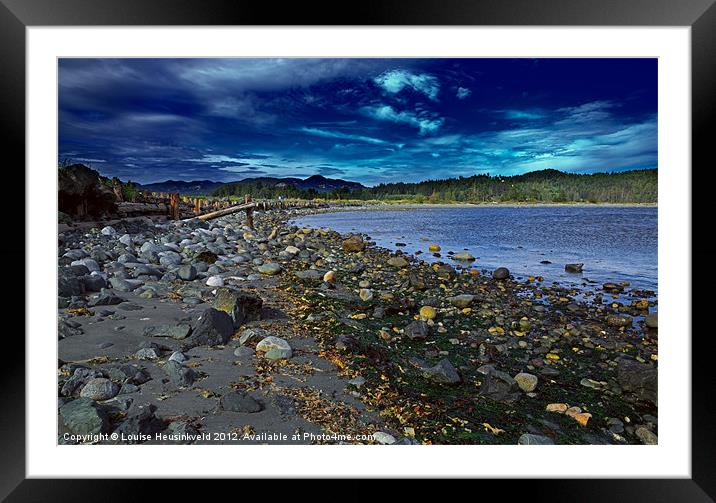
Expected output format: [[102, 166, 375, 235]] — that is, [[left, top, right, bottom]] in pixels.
[[291, 206, 658, 294]]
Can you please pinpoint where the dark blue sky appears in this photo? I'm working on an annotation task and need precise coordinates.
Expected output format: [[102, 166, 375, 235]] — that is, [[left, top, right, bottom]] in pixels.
[[58, 58, 657, 186]]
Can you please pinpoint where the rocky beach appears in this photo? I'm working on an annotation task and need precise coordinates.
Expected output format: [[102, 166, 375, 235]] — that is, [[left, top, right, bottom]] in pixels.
[[57, 204, 658, 445]]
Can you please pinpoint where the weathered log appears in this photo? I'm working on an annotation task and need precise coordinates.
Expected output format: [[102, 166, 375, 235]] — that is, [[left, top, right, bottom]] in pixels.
[[192, 202, 256, 221]]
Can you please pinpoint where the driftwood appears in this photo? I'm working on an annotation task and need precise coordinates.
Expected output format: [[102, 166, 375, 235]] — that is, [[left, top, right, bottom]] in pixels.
[[117, 201, 170, 216], [194, 202, 255, 222]]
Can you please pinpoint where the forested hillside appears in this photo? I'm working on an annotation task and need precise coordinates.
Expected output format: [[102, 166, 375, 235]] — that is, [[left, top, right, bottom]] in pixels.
[[212, 169, 657, 203]]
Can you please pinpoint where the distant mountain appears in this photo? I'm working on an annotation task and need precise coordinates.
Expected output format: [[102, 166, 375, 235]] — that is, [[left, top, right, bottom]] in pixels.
[[139, 180, 227, 196], [213, 175, 365, 197], [140, 175, 364, 196]]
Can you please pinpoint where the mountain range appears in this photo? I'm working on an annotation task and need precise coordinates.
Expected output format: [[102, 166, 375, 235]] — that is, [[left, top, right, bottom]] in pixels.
[[140, 175, 364, 196]]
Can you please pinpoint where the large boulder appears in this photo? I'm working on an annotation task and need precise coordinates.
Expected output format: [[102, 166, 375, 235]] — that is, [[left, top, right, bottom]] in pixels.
[[212, 288, 263, 328], [617, 358, 658, 405], [59, 397, 110, 436], [58, 164, 117, 218]]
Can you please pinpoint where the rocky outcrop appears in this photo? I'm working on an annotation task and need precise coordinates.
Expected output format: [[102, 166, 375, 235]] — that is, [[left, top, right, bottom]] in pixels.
[[58, 164, 117, 218]]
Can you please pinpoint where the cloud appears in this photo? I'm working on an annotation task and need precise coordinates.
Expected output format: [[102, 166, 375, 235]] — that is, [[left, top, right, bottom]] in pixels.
[[299, 127, 391, 145], [502, 110, 544, 120], [456, 87, 471, 99], [361, 105, 444, 135], [374, 70, 440, 101]]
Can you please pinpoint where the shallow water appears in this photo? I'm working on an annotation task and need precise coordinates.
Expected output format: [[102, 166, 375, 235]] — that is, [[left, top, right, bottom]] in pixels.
[[291, 206, 658, 294]]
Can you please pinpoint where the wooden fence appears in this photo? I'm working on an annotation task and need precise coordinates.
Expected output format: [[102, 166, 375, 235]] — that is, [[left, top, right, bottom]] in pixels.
[[116, 191, 326, 228]]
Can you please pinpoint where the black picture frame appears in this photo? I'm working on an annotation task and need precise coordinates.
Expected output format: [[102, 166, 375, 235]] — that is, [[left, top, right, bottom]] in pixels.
[[2, 0, 712, 500]]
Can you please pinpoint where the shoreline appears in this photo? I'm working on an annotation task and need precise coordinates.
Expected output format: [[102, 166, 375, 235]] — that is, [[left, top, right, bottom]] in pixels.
[[57, 205, 659, 445]]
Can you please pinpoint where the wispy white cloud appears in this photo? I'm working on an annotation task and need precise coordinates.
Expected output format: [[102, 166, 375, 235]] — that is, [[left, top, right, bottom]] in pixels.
[[299, 127, 391, 145], [361, 104, 444, 135], [456, 87, 471, 99], [374, 70, 440, 101]]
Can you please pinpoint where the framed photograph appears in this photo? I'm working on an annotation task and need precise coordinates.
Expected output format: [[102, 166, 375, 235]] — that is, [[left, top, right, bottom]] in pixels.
[[5, 0, 712, 498]]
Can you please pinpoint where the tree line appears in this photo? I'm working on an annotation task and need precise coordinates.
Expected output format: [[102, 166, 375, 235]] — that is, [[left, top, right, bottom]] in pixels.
[[213, 169, 657, 203]]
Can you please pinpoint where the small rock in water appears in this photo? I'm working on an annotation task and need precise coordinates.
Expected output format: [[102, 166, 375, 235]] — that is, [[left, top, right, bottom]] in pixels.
[[428, 244, 441, 252], [645, 312, 658, 329], [256, 336, 292, 360], [452, 251, 475, 262], [565, 263, 584, 273]]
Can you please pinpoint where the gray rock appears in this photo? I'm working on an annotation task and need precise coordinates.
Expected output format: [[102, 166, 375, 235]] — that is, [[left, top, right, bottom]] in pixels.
[[143, 324, 192, 340], [87, 291, 125, 306], [478, 366, 519, 402], [220, 390, 262, 413], [101, 226, 117, 236], [184, 308, 234, 347], [421, 358, 461, 384], [294, 269, 326, 283], [81, 275, 107, 292], [109, 277, 140, 292], [617, 358, 658, 405], [79, 378, 119, 401], [61, 367, 104, 397], [257, 262, 282, 275], [134, 347, 160, 360], [59, 397, 110, 436], [645, 312, 658, 329], [372, 431, 397, 444], [167, 421, 200, 444], [404, 320, 430, 340], [518, 433, 554, 445], [59, 268, 84, 297], [168, 351, 188, 363], [164, 360, 198, 387], [238, 327, 269, 346], [178, 264, 197, 281], [205, 275, 224, 287], [112, 403, 164, 443], [448, 294, 475, 308], [212, 288, 263, 328], [234, 346, 255, 358]]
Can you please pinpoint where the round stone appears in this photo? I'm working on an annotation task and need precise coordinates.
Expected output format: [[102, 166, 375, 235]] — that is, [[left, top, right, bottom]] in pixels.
[[256, 336, 292, 360], [514, 372, 538, 392], [79, 378, 119, 401]]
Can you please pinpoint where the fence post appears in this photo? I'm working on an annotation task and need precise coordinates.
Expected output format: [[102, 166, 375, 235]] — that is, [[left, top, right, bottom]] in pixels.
[[245, 194, 254, 229], [170, 193, 179, 220]]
